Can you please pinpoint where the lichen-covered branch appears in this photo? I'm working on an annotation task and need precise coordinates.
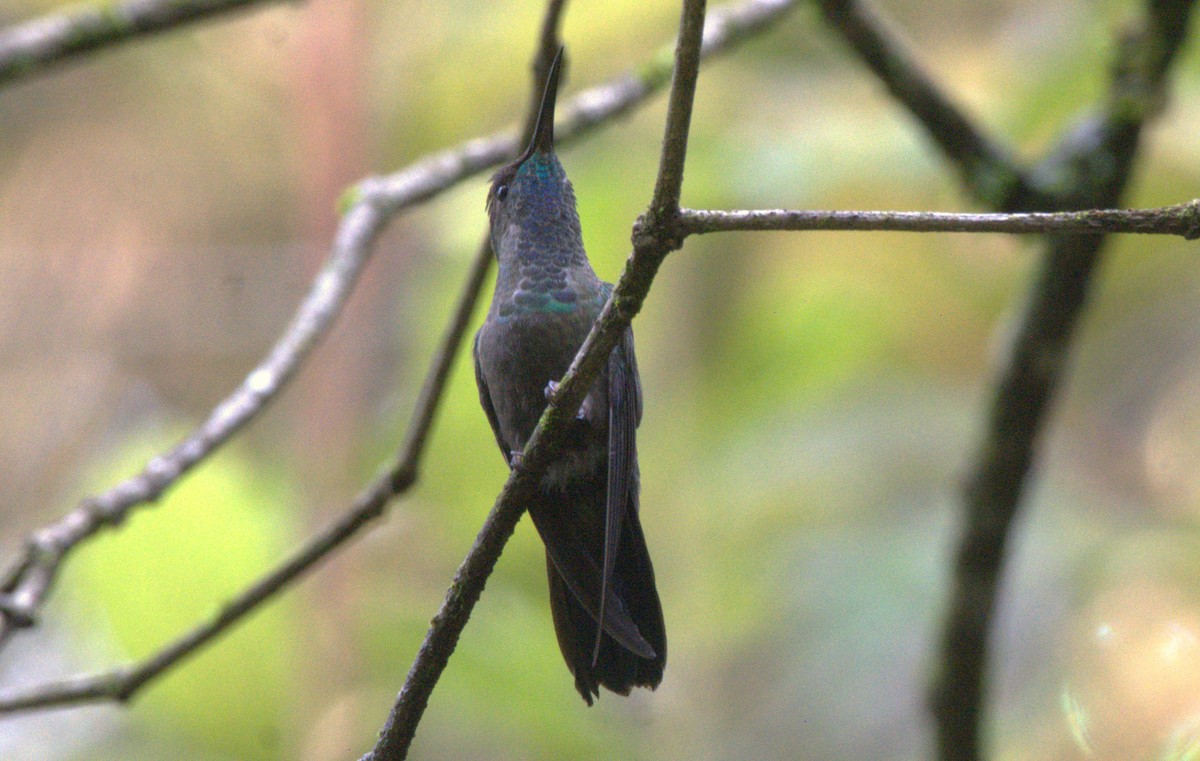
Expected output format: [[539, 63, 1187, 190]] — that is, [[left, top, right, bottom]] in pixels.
[[678, 201, 1200, 237], [0, 227, 494, 717], [647, 0, 707, 216]]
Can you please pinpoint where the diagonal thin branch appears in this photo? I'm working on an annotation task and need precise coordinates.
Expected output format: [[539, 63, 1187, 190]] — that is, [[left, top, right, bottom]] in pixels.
[[647, 0, 708, 216], [0, 0, 798, 660], [0, 230, 495, 715], [815, 0, 1041, 210], [0, 0, 281, 88], [677, 201, 1200, 238], [930, 1, 1198, 760], [361, 2, 709, 759], [1, 199, 389, 652]]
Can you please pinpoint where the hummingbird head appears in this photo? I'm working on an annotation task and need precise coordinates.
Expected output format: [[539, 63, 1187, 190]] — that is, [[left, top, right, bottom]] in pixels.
[[486, 47, 584, 265]]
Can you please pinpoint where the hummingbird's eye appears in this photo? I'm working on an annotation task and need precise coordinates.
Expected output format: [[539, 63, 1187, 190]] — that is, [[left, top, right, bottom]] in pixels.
[[495, 184, 509, 201]]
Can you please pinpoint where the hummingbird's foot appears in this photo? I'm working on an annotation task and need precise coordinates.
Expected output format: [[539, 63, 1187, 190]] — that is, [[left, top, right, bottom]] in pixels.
[[508, 451, 524, 469], [544, 380, 592, 421]]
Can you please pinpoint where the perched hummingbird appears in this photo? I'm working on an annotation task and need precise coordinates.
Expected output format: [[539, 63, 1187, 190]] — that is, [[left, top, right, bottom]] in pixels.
[[473, 48, 666, 704]]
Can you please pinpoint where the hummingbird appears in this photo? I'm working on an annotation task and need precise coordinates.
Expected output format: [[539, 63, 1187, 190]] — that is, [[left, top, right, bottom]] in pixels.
[[472, 47, 666, 705]]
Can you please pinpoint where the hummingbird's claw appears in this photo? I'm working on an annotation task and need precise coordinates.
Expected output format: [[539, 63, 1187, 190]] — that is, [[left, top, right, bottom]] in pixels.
[[508, 451, 524, 469], [545, 379, 592, 421]]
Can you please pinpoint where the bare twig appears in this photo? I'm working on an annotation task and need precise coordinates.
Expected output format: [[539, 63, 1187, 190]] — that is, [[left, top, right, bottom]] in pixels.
[[678, 201, 1200, 238], [647, 0, 707, 216], [815, 0, 1041, 210], [361, 1, 709, 759], [0, 200, 389, 652], [0, 229, 495, 715], [0, 0, 798, 662], [930, 2, 1199, 760], [0, 0, 281, 87]]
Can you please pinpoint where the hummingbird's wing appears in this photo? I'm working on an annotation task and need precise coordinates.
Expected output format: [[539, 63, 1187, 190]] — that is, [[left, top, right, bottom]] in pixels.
[[534, 489, 657, 660], [476, 325, 653, 659], [592, 327, 643, 664], [473, 330, 512, 464], [540, 325, 664, 701]]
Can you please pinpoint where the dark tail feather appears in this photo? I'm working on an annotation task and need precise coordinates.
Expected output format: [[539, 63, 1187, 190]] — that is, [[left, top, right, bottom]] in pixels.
[[546, 505, 666, 705]]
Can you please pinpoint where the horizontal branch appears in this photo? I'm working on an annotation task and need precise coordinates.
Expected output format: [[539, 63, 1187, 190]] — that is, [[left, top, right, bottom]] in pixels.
[[678, 200, 1200, 238], [0, 0, 280, 87]]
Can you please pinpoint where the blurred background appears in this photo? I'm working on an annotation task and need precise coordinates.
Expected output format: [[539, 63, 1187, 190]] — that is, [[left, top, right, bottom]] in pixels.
[[1, 0, 1199, 758]]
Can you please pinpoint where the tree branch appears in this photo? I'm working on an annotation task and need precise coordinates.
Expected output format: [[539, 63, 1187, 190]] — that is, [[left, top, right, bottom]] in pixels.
[[678, 201, 1200, 238], [0, 0, 281, 87], [647, 0, 707, 216], [0, 0, 798, 663], [0, 225, 495, 716], [815, 0, 1041, 209], [0, 200, 390, 652], [930, 2, 1198, 760]]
